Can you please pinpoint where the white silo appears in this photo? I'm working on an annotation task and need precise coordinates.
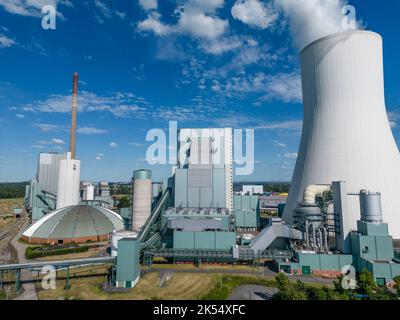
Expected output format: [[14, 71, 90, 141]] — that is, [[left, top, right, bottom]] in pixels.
[[56, 152, 81, 209], [283, 30, 400, 238], [132, 169, 152, 232], [85, 184, 95, 201]]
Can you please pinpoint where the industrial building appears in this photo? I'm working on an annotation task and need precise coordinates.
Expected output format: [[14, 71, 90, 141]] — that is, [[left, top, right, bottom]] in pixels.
[[241, 185, 263, 195], [21, 205, 124, 244], [16, 30, 400, 293], [112, 30, 400, 289], [283, 30, 400, 239]]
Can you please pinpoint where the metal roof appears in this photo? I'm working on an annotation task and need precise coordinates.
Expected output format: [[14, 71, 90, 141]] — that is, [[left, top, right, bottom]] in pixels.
[[23, 205, 124, 240]]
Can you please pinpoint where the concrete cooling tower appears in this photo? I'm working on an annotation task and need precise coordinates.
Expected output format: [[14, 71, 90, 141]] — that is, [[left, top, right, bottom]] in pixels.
[[283, 30, 400, 238], [132, 169, 152, 232]]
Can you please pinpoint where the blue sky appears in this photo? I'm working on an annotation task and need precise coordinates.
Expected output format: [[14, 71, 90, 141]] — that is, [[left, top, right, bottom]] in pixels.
[[0, 0, 399, 183]]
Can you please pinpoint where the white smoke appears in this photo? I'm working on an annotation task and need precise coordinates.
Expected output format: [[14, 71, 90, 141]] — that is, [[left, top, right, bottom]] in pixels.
[[274, 0, 360, 50]]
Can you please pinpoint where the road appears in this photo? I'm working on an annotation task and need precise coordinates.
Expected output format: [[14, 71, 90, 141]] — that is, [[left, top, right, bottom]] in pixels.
[[9, 218, 38, 300], [228, 285, 278, 300]]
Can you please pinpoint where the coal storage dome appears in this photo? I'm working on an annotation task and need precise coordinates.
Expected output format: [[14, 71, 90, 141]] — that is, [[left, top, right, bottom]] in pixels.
[[22, 205, 125, 244]]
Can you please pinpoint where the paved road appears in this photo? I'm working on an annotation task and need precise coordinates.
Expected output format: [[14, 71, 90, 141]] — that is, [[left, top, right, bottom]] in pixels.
[[228, 285, 278, 300], [10, 218, 38, 300]]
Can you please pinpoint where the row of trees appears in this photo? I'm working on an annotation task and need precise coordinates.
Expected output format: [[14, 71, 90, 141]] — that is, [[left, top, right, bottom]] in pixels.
[[274, 271, 400, 300], [0, 182, 28, 199]]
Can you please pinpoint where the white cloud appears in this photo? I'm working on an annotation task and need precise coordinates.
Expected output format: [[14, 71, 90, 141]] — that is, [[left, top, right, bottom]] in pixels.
[[77, 127, 108, 134], [96, 153, 105, 160], [138, 0, 229, 50], [139, 0, 157, 11], [34, 123, 61, 132], [138, 11, 173, 36], [34, 123, 108, 135], [16, 113, 25, 118], [109, 142, 118, 148], [231, 0, 277, 29], [0, 33, 16, 48], [115, 10, 126, 19], [388, 111, 400, 129], [275, 0, 359, 50], [274, 141, 287, 148], [21, 91, 148, 118], [176, 5, 228, 40], [129, 142, 144, 147], [284, 152, 298, 159], [94, 0, 112, 18], [51, 138, 65, 145], [0, 0, 70, 17], [32, 145, 44, 149], [256, 120, 303, 131], [201, 36, 242, 55], [261, 72, 302, 103]]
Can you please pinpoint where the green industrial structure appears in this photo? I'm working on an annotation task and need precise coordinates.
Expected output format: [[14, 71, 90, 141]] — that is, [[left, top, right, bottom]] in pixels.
[[233, 194, 259, 229], [100, 131, 400, 289]]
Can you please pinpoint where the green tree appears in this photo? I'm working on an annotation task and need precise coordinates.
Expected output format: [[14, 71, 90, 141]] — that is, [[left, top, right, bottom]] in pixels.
[[273, 273, 307, 300], [394, 276, 400, 297], [118, 196, 130, 208], [357, 270, 377, 298]]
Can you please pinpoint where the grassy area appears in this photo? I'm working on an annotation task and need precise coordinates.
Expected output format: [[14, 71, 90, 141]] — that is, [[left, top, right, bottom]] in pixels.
[[0, 198, 23, 229], [200, 275, 276, 300], [35, 265, 216, 300]]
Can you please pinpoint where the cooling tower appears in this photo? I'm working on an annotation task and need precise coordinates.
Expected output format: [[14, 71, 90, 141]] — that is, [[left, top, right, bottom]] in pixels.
[[132, 169, 152, 232], [283, 30, 400, 238], [56, 153, 81, 209]]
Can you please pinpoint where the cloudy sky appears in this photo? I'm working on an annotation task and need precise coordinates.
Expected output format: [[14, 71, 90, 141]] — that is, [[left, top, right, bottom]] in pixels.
[[0, 0, 399, 182]]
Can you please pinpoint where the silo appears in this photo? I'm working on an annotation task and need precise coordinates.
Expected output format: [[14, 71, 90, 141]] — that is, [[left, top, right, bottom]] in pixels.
[[56, 153, 81, 209], [85, 184, 94, 201], [283, 30, 400, 238], [132, 169, 152, 232], [359, 190, 383, 224], [111, 230, 137, 257]]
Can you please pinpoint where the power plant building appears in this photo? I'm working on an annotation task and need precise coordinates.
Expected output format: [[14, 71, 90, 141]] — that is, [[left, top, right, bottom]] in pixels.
[[36, 152, 67, 195], [283, 30, 400, 238], [174, 128, 233, 211], [22, 205, 124, 244]]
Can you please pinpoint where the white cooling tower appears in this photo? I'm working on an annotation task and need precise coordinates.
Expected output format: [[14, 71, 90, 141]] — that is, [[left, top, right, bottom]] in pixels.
[[132, 169, 152, 232], [56, 156, 81, 209], [283, 30, 400, 238]]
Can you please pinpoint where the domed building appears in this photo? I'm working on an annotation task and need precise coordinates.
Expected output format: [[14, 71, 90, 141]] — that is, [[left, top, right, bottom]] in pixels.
[[22, 205, 125, 244]]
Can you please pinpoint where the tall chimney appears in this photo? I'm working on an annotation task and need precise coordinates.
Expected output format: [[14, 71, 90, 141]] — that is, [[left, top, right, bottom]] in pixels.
[[69, 72, 78, 159]]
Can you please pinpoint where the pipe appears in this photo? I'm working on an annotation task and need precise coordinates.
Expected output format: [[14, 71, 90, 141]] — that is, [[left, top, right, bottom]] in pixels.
[[317, 229, 323, 251], [322, 227, 329, 252], [303, 185, 331, 205], [310, 224, 316, 250], [69, 72, 78, 159], [305, 220, 310, 250]]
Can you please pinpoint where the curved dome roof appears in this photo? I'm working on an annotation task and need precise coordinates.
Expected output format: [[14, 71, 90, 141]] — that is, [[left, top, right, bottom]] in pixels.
[[22, 205, 125, 243]]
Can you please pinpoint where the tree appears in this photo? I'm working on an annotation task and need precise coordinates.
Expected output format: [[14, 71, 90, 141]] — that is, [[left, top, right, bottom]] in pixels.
[[273, 273, 307, 300], [394, 276, 400, 297], [117, 196, 130, 208], [357, 270, 377, 298]]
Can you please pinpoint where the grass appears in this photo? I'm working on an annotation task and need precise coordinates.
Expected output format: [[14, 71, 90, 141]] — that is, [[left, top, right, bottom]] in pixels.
[[200, 275, 276, 300], [0, 198, 23, 230], [35, 265, 216, 300]]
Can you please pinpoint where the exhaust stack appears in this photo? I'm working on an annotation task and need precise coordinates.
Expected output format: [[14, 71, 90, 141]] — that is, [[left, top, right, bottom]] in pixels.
[[69, 72, 78, 159]]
